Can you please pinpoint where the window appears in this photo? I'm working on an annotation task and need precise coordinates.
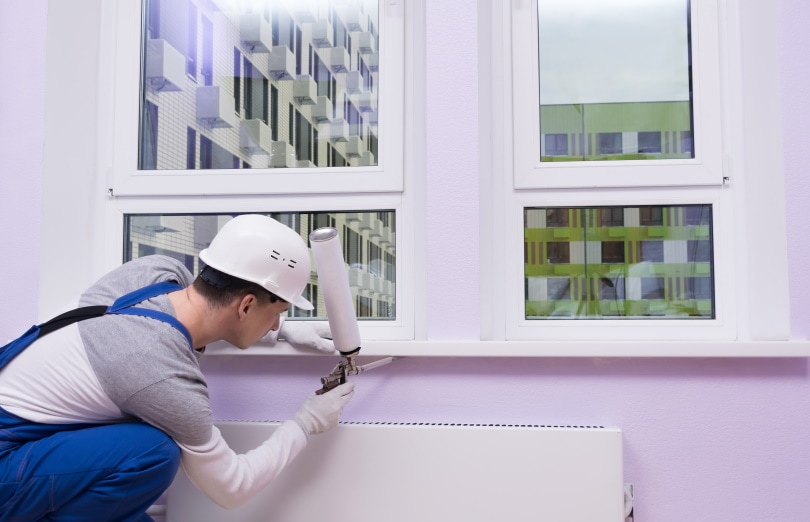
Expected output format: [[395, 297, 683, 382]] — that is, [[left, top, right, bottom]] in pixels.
[[146, 0, 160, 39], [544, 133, 568, 156], [491, 0, 795, 350], [597, 132, 622, 156], [112, 0, 405, 196], [186, 128, 196, 169], [123, 211, 397, 322], [601, 242, 624, 264], [186, 2, 197, 80], [598, 207, 623, 227], [545, 208, 568, 228], [640, 206, 664, 226], [140, 101, 158, 170], [201, 15, 213, 86], [639, 241, 664, 263], [40, 0, 801, 356], [546, 242, 570, 264], [638, 131, 662, 154], [513, 0, 723, 189]]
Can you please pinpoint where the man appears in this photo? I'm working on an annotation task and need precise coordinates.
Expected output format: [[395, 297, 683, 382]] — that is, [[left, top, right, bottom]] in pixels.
[[0, 214, 355, 520]]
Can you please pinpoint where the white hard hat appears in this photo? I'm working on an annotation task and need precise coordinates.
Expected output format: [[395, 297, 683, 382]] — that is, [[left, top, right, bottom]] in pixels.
[[198, 214, 314, 310]]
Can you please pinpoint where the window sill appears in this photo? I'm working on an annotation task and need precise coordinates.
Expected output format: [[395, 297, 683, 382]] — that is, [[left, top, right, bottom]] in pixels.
[[205, 339, 810, 358]]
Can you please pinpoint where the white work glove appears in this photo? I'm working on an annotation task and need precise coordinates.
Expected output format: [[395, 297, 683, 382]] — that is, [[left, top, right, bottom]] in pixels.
[[276, 319, 337, 354], [292, 382, 356, 438]]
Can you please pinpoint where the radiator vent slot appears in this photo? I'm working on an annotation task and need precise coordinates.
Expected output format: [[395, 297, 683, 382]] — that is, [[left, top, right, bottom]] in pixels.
[[222, 419, 606, 429]]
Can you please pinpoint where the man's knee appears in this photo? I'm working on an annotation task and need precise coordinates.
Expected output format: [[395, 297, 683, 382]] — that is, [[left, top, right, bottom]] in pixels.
[[125, 423, 181, 480]]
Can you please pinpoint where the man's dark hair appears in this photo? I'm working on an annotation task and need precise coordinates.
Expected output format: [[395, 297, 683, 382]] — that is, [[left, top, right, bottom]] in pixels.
[[193, 265, 285, 308]]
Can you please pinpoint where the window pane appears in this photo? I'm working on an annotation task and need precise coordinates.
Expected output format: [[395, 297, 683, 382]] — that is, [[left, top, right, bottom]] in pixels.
[[124, 211, 396, 320], [523, 205, 714, 319], [140, 0, 379, 170], [537, 0, 693, 163]]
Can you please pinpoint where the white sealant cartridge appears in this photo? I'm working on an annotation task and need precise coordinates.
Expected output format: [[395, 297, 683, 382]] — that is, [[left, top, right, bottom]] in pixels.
[[309, 227, 362, 355]]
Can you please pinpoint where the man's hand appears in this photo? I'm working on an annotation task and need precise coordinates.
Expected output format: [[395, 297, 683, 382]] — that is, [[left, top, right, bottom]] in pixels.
[[260, 319, 337, 354], [279, 320, 337, 354], [292, 382, 355, 438]]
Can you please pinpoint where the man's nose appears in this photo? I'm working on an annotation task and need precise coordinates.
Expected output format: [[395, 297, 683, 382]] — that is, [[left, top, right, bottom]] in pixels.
[[269, 314, 281, 332]]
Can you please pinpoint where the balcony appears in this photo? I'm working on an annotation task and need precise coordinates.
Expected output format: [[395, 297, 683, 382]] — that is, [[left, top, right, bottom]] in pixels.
[[351, 31, 377, 54], [378, 226, 393, 247], [240, 13, 272, 53], [336, 7, 363, 31], [137, 215, 186, 234], [319, 47, 350, 74], [268, 141, 297, 168], [344, 71, 365, 95], [293, 75, 317, 105], [354, 90, 377, 113], [358, 150, 375, 166], [359, 213, 374, 231], [269, 46, 296, 81], [348, 266, 367, 288], [196, 86, 236, 128], [323, 119, 350, 142], [239, 119, 274, 155], [291, 5, 317, 24], [145, 39, 185, 92], [308, 19, 333, 48], [345, 136, 363, 158], [362, 52, 379, 73], [309, 96, 332, 123]]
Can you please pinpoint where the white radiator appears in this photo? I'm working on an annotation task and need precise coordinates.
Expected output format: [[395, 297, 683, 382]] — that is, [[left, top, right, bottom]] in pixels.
[[165, 421, 624, 522]]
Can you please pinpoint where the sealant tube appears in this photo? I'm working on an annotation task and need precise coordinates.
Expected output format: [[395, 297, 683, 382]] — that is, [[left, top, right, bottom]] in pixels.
[[309, 227, 362, 354]]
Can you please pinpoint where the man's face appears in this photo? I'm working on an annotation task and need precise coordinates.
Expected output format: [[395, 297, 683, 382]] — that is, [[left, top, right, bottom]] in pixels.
[[234, 297, 289, 349]]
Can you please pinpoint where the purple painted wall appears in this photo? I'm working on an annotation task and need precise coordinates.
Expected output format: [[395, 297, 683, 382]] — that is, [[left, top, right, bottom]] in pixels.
[[2, 1, 810, 520]]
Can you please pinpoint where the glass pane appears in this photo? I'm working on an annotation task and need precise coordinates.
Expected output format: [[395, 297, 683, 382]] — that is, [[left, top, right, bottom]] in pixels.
[[524, 205, 714, 319], [140, 0, 379, 170], [537, 0, 693, 162], [124, 211, 396, 320]]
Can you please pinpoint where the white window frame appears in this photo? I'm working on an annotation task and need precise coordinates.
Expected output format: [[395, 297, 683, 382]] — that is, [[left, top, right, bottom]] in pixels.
[[505, 189, 735, 342], [39, 0, 810, 357], [512, 0, 724, 190], [478, 0, 810, 355], [102, 194, 414, 353], [38, 0, 423, 355], [107, 0, 405, 196]]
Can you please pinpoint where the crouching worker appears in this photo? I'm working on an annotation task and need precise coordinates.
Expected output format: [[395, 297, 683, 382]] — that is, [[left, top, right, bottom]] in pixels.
[[0, 214, 355, 521]]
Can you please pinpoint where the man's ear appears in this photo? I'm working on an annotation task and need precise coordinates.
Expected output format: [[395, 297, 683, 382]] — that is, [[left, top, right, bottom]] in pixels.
[[236, 293, 258, 319]]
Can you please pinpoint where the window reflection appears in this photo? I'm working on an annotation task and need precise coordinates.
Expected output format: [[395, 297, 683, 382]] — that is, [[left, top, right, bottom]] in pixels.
[[538, 0, 693, 164], [124, 211, 396, 320], [140, 0, 379, 171], [524, 205, 714, 319]]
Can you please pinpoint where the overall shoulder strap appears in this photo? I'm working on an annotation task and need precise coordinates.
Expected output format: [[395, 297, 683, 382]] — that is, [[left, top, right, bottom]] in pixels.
[[36, 281, 186, 339], [104, 280, 193, 348], [37, 306, 109, 338], [1, 281, 191, 362], [107, 281, 184, 312]]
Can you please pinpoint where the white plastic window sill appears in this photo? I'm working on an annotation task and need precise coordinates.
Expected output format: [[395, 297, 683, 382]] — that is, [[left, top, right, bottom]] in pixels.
[[204, 340, 810, 358]]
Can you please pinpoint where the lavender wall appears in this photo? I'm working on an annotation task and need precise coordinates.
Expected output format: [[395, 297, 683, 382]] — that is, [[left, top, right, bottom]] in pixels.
[[2, 1, 810, 520]]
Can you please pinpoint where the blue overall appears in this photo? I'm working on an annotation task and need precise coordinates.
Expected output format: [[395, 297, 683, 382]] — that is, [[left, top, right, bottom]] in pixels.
[[0, 282, 192, 521]]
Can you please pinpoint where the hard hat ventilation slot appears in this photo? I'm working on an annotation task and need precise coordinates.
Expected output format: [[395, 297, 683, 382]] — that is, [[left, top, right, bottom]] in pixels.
[[270, 249, 298, 269]]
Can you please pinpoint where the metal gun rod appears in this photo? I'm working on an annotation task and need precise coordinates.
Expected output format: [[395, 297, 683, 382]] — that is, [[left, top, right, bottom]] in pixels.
[[353, 356, 401, 375]]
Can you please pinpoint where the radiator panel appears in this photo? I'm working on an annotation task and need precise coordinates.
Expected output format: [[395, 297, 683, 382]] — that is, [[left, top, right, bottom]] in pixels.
[[166, 421, 624, 522]]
